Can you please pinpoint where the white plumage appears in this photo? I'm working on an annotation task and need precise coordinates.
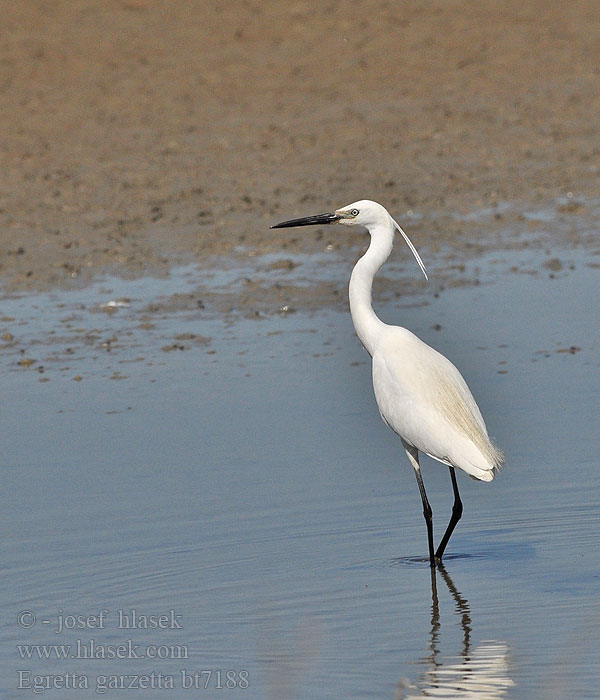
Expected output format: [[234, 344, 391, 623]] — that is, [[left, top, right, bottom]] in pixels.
[[372, 327, 501, 481], [272, 199, 503, 567]]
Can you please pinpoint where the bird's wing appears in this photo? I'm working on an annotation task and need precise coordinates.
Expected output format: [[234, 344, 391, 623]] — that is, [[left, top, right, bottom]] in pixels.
[[372, 328, 502, 478]]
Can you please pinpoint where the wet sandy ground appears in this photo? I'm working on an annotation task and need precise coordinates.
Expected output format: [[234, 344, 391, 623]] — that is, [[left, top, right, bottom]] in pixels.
[[2, 212, 598, 380], [2, 0, 600, 299]]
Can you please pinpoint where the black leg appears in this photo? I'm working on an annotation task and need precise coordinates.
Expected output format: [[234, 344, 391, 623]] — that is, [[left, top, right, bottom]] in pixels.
[[403, 441, 435, 568], [415, 467, 435, 567], [435, 466, 463, 560]]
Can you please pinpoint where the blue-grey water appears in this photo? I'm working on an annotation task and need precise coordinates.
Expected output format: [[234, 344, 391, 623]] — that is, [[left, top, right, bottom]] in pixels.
[[1, 242, 599, 698]]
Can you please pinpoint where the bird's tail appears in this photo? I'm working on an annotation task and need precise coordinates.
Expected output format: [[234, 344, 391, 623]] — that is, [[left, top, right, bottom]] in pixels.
[[467, 442, 504, 482]]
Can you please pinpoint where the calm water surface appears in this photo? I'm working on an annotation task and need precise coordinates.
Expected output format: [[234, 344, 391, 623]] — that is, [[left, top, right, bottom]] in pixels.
[[1, 245, 599, 699]]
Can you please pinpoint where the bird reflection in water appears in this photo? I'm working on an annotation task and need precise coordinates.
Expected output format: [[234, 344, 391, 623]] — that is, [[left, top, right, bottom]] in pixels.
[[396, 564, 514, 699]]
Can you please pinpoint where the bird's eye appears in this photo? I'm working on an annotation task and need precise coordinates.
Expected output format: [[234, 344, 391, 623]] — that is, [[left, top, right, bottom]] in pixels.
[[350, 208, 359, 217]]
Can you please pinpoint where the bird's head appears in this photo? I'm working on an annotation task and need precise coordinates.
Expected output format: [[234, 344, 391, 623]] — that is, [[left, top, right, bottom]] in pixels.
[[334, 200, 392, 228], [270, 199, 388, 230], [271, 199, 428, 280]]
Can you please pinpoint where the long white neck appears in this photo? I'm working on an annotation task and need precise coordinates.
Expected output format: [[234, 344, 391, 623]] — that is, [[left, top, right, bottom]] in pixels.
[[348, 224, 393, 356]]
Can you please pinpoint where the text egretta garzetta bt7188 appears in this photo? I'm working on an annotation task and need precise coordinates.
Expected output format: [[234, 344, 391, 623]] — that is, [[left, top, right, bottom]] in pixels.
[[272, 200, 503, 568]]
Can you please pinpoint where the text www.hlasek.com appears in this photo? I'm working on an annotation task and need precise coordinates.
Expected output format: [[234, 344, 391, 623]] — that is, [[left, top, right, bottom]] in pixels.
[[17, 639, 189, 660]]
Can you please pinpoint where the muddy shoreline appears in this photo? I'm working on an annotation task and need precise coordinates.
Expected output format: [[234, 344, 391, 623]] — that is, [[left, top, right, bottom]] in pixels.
[[2, 1, 599, 299]]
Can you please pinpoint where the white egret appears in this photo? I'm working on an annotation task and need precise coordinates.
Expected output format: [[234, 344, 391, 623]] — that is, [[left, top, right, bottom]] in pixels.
[[272, 200, 503, 567]]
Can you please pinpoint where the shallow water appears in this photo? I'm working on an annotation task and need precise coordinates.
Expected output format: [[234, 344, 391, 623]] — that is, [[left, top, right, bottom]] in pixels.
[[1, 245, 599, 698]]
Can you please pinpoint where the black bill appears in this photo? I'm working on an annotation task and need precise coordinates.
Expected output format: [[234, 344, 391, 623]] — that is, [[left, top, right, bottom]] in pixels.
[[270, 212, 340, 229]]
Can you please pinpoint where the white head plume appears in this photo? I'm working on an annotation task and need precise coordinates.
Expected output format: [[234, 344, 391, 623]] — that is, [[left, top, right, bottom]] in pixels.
[[391, 216, 428, 280]]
